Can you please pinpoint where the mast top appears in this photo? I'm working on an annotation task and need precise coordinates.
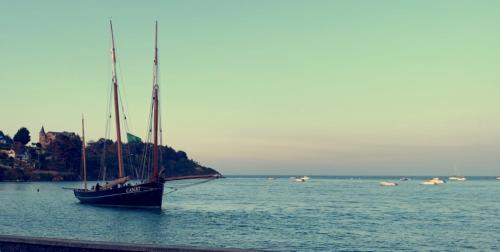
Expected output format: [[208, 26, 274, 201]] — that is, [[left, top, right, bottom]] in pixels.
[[110, 20, 117, 63], [154, 21, 158, 66]]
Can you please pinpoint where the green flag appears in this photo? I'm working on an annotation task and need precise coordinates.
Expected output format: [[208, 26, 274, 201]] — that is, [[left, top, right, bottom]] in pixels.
[[127, 133, 142, 143]]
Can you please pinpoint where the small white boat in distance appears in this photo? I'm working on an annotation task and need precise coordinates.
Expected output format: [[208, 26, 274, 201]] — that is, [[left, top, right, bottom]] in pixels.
[[292, 176, 310, 182], [380, 181, 398, 186], [448, 176, 466, 181], [400, 177, 410, 181], [421, 180, 437, 185], [496, 176, 500, 180], [449, 166, 466, 181], [421, 177, 445, 185]]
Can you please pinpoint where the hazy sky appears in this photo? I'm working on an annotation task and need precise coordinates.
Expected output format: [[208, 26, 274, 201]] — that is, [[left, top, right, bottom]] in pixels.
[[1, 0, 500, 175]]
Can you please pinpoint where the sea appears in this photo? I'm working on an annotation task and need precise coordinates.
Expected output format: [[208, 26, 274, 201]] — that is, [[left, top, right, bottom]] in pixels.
[[1, 176, 500, 251]]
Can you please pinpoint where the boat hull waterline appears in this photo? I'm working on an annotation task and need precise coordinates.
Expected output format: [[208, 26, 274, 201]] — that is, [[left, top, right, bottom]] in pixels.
[[74, 182, 164, 208]]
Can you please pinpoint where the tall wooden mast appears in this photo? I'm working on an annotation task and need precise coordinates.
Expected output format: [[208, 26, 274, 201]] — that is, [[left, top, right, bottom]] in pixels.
[[152, 21, 159, 181], [110, 20, 124, 178], [81, 115, 87, 190]]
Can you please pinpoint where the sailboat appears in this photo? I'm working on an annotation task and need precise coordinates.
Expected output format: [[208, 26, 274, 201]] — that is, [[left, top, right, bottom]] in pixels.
[[448, 166, 466, 181], [379, 181, 398, 186], [73, 21, 165, 208], [448, 176, 466, 181]]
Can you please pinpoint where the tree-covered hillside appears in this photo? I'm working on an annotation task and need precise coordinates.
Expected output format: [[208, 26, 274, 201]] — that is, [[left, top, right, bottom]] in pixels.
[[0, 129, 220, 181]]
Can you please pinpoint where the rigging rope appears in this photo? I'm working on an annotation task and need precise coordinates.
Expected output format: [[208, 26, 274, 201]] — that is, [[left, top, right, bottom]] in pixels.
[[99, 71, 114, 182], [99, 34, 135, 181], [139, 86, 156, 181], [156, 54, 164, 174], [163, 177, 218, 195], [114, 49, 137, 179], [158, 85, 164, 174]]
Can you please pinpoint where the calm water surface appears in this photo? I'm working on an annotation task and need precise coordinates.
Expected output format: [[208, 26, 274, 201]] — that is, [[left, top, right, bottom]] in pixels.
[[1, 176, 500, 251]]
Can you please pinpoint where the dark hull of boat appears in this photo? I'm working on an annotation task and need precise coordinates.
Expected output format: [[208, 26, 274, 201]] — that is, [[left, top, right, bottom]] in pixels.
[[73, 182, 164, 208]]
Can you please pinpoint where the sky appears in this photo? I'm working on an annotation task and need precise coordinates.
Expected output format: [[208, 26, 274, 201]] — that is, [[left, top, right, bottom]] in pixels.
[[1, 0, 500, 175]]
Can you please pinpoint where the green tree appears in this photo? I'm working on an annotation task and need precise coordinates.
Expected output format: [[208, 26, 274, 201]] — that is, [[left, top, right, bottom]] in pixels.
[[13, 127, 30, 145], [47, 134, 81, 173]]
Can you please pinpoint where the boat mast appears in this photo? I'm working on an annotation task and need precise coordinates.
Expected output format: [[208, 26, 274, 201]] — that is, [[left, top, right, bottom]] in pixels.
[[110, 20, 124, 178], [81, 115, 87, 190], [152, 21, 159, 181]]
